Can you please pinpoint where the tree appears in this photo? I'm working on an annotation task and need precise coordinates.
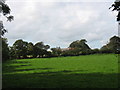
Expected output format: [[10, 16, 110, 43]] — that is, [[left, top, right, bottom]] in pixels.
[[100, 45, 112, 53], [9, 46, 16, 59], [44, 45, 50, 51], [91, 48, 100, 54], [12, 39, 28, 59], [27, 42, 34, 58], [69, 39, 90, 49], [0, 0, 14, 61], [0, 0, 13, 37], [2, 38, 9, 61], [69, 39, 91, 55], [51, 47, 62, 57], [110, 0, 120, 21], [33, 42, 44, 58], [108, 36, 120, 53], [33, 42, 50, 58], [100, 36, 120, 53]]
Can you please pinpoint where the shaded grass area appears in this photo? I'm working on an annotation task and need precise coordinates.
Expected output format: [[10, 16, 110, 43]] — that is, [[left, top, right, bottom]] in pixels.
[[2, 72, 119, 88], [2, 54, 119, 88]]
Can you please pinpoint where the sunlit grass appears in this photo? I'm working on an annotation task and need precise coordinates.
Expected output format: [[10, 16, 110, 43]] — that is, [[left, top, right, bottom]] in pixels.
[[3, 54, 118, 74], [2, 54, 119, 88]]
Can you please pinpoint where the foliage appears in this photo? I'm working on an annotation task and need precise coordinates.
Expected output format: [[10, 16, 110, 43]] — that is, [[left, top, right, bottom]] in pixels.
[[108, 36, 120, 53], [100, 36, 120, 54], [7, 36, 120, 59], [110, 0, 120, 21], [51, 47, 62, 57], [27, 42, 34, 57], [68, 39, 91, 55], [100, 46, 112, 53], [33, 42, 50, 58], [9, 39, 51, 59], [0, 21, 7, 36], [12, 39, 28, 59], [2, 38, 9, 61], [0, 0, 14, 37], [91, 48, 100, 54], [9, 46, 16, 59], [69, 39, 90, 49]]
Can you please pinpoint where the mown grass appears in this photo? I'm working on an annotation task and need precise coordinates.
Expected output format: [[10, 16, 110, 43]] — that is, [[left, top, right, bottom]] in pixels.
[[2, 54, 119, 88]]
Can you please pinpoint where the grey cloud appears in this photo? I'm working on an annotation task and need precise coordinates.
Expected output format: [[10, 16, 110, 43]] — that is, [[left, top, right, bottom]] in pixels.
[[4, 1, 118, 49]]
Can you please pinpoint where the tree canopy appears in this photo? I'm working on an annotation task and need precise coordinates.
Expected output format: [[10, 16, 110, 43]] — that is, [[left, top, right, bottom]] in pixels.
[[100, 36, 120, 53], [69, 39, 91, 50], [13, 39, 28, 59]]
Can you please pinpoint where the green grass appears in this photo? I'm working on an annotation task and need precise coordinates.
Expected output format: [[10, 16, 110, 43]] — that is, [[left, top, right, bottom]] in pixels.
[[2, 54, 119, 88]]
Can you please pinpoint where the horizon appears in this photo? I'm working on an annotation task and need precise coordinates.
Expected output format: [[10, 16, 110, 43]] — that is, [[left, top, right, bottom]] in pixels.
[[6, 35, 119, 49]]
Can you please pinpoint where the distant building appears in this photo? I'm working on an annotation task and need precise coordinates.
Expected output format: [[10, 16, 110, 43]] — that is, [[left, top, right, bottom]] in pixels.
[[61, 48, 74, 51]]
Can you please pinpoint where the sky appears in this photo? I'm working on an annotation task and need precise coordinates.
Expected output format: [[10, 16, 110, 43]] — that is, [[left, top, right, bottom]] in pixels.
[[2, 0, 118, 49]]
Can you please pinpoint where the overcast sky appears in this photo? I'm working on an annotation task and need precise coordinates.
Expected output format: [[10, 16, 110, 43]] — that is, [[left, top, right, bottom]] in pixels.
[[3, 0, 118, 49]]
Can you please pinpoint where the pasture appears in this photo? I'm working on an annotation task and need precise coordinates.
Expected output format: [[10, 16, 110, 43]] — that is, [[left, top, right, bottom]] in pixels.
[[2, 54, 119, 88]]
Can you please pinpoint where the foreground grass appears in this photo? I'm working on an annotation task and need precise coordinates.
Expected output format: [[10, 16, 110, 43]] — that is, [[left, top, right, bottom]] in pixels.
[[2, 54, 119, 88]]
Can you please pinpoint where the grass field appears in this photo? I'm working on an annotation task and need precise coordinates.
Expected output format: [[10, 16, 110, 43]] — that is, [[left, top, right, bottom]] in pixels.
[[2, 54, 119, 88]]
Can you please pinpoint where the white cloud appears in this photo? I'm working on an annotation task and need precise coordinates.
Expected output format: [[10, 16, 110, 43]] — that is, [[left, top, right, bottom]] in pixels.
[[4, 1, 118, 49]]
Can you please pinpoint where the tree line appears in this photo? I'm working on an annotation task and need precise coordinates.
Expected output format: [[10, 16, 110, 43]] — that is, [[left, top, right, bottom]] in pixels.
[[2, 35, 120, 61]]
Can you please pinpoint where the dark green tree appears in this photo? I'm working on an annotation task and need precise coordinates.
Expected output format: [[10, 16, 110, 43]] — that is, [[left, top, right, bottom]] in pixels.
[[13, 39, 28, 59], [33, 42, 50, 58], [69, 39, 90, 49], [108, 36, 120, 53], [2, 38, 9, 61], [27, 42, 34, 58], [69, 39, 91, 55], [100, 36, 120, 53], [100, 45, 112, 53], [34, 42, 44, 58], [91, 48, 100, 54], [51, 47, 62, 57], [9, 46, 16, 59]]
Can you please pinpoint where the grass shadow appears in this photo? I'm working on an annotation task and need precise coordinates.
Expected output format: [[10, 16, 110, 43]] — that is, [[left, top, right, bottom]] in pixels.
[[2, 71, 119, 88], [2, 63, 31, 73], [16, 68, 54, 71]]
